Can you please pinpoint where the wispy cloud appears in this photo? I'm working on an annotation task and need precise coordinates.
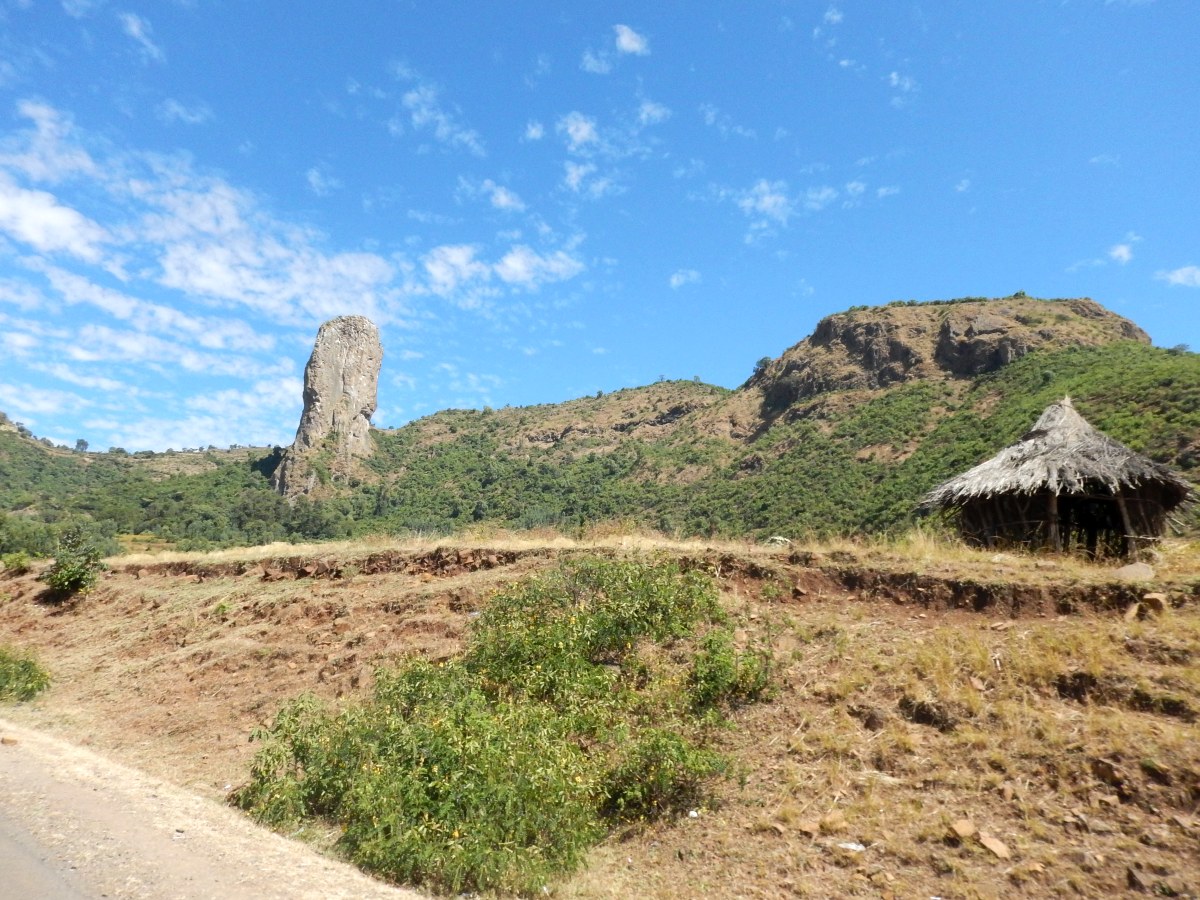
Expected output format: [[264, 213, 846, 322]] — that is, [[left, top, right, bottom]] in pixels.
[[483, 180, 525, 212], [1156, 265, 1200, 287], [391, 64, 485, 156], [669, 269, 701, 289], [558, 111, 599, 151], [887, 71, 918, 107], [562, 161, 615, 198], [698, 104, 756, 140], [305, 166, 342, 197], [524, 121, 545, 141], [118, 12, 164, 63], [156, 99, 213, 126], [637, 100, 671, 126], [580, 50, 612, 75]]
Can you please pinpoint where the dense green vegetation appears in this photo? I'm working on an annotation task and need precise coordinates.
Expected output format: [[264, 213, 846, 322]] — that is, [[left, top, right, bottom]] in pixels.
[[0, 645, 51, 702], [234, 558, 770, 893], [0, 341, 1196, 552]]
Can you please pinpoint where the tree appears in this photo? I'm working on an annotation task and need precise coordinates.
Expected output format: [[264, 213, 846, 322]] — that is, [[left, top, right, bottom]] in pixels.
[[74, 439, 89, 452], [753, 357, 773, 378]]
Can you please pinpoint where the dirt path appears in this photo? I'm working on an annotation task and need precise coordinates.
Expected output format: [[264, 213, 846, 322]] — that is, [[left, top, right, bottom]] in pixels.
[[0, 718, 424, 900]]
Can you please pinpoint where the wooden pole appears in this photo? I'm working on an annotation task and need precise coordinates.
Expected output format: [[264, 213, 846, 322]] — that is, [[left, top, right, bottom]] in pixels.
[[1047, 492, 1061, 552], [1114, 493, 1136, 559]]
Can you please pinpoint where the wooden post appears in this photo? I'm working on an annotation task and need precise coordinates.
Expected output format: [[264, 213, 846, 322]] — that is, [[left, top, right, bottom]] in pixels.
[[1114, 494, 1136, 559], [1047, 492, 1061, 552]]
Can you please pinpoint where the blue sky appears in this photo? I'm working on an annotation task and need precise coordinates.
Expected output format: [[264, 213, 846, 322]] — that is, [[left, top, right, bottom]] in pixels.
[[0, 1, 1196, 451]]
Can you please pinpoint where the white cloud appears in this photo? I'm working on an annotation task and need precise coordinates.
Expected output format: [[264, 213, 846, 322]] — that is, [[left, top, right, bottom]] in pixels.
[[1108, 243, 1133, 264], [562, 161, 614, 198], [494, 245, 584, 288], [185, 377, 302, 417], [0, 101, 98, 183], [1156, 265, 1200, 287], [32, 362, 129, 393], [558, 112, 599, 151], [876, 185, 900, 198], [118, 12, 164, 62], [305, 166, 342, 197], [844, 180, 866, 197], [638, 100, 671, 126], [698, 104, 756, 140], [485, 181, 525, 212], [955, 178, 971, 192], [393, 69, 485, 156], [669, 269, 701, 289], [738, 180, 794, 226], [0, 277, 47, 310], [0, 382, 86, 418], [614, 24, 649, 55], [2, 331, 40, 355], [156, 99, 213, 125], [524, 121, 545, 141], [422, 244, 491, 298], [62, 0, 100, 17], [0, 174, 110, 261], [804, 186, 838, 211], [824, 7, 844, 25], [887, 71, 918, 107], [581, 50, 612, 75]]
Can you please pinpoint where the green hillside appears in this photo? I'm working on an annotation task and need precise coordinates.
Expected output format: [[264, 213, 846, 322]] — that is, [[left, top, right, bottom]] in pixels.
[[2, 303, 1196, 556]]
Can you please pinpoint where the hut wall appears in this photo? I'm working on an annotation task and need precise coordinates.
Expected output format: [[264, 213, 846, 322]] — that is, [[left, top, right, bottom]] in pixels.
[[955, 483, 1175, 558]]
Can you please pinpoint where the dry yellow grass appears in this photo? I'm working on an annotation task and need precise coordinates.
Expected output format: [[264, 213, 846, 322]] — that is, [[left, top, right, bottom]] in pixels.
[[3, 534, 1196, 898]]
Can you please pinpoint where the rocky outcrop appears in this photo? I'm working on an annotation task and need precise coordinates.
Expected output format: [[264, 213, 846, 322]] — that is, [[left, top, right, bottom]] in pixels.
[[272, 316, 383, 497], [748, 297, 1149, 413]]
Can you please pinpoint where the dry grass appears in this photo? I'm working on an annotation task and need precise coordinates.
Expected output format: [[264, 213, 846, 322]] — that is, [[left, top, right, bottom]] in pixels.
[[2, 535, 1197, 898]]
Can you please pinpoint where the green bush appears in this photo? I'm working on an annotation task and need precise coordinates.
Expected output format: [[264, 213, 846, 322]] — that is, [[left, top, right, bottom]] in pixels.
[[40, 527, 106, 596], [1, 551, 32, 575], [689, 629, 773, 711], [233, 558, 770, 894], [0, 646, 50, 702]]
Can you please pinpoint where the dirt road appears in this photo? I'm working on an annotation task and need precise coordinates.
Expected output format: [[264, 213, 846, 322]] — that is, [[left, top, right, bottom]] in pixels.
[[0, 718, 423, 900]]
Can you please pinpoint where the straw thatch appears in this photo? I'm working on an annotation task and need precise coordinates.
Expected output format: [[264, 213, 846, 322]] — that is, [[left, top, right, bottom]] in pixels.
[[924, 397, 1192, 557]]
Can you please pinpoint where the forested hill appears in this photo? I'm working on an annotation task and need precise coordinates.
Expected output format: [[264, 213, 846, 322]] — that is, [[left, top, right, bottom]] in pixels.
[[2, 296, 1196, 554]]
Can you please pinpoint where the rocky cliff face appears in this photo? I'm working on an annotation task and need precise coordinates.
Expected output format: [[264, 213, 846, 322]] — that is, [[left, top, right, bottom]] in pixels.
[[272, 316, 383, 496], [748, 297, 1149, 413]]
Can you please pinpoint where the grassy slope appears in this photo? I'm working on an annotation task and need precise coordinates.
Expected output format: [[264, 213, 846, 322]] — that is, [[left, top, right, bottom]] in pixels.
[[2, 333, 1197, 552]]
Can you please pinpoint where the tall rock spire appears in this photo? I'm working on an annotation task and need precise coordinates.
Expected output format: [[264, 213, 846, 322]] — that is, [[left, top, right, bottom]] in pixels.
[[272, 315, 383, 496]]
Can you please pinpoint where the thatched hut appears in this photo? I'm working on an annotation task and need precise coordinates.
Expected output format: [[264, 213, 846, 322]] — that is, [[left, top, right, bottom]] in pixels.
[[923, 398, 1192, 558]]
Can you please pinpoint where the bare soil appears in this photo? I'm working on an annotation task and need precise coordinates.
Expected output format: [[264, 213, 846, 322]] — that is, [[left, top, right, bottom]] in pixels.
[[1, 537, 1198, 898]]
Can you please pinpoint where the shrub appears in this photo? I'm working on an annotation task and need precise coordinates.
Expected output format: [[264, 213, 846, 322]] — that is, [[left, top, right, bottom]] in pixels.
[[40, 527, 106, 596], [234, 557, 770, 894], [0, 646, 50, 701], [689, 629, 773, 711], [1, 551, 32, 575]]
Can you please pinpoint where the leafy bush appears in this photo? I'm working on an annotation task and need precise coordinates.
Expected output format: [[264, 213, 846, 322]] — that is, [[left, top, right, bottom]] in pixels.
[[40, 527, 106, 596], [234, 558, 769, 894], [689, 629, 774, 711], [0, 646, 50, 701], [1, 551, 32, 575]]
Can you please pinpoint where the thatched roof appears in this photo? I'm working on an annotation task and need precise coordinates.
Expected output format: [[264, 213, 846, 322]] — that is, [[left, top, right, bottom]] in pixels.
[[924, 397, 1192, 510]]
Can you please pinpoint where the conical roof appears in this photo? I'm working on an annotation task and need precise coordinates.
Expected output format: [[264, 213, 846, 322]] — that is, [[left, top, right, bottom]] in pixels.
[[923, 397, 1192, 509]]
